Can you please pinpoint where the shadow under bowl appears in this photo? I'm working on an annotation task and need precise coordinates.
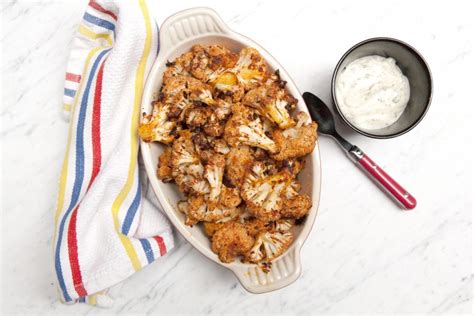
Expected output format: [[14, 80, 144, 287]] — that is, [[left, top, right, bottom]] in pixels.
[[331, 37, 433, 139]]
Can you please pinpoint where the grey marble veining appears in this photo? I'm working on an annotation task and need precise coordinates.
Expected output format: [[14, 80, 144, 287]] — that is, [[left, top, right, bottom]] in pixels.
[[1, 0, 472, 315]]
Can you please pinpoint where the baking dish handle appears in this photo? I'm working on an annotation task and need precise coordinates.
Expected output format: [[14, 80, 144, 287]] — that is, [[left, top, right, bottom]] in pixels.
[[230, 242, 303, 293], [159, 7, 232, 52]]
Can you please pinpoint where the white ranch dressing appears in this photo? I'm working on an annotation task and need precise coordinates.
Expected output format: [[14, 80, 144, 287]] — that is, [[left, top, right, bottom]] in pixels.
[[335, 55, 410, 130]]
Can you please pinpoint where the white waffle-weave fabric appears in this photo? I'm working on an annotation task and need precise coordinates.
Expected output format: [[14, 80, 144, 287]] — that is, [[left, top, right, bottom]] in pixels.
[[54, 0, 174, 307]]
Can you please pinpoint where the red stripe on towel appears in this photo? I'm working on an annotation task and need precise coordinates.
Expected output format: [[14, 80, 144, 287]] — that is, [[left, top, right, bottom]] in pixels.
[[153, 236, 167, 256], [87, 60, 105, 190], [65, 73, 81, 83], [67, 207, 88, 297], [89, 0, 118, 21]]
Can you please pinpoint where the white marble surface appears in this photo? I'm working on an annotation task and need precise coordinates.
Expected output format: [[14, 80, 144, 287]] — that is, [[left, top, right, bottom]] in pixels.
[[1, 0, 472, 314]]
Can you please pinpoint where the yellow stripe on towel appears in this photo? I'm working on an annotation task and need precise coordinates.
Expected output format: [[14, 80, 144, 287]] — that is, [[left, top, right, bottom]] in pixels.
[[110, 0, 153, 271]]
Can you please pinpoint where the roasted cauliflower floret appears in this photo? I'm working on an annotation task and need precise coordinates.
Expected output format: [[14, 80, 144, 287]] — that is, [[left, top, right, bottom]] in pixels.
[[271, 219, 295, 232], [171, 131, 209, 195], [189, 44, 238, 82], [219, 186, 242, 208], [138, 102, 176, 143], [162, 76, 215, 116], [163, 51, 193, 84], [203, 222, 225, 237], [281, 194, 312, 219], [232, 47, 268, 90], [204, 154, 225, 203], [271, 112, 317, 161], [225, 145, 254, 187], [179, 195, 239, 224], [184, 105, 212, 127], [224, 104, 277, 153], [212, 138, 230, 155], [211, 222, 255, 263], [241, 162, 291, 221], [203, 113, 225, 137], [157, 147, 173, 182], [243, 84, 297, 129], [279, 158, 305, 176], [243, 217, 270, 237], [245, 230, 293, 263]]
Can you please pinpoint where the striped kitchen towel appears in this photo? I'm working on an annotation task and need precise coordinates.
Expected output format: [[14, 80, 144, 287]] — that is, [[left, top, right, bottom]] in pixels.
[[54, 0, 174, 307]]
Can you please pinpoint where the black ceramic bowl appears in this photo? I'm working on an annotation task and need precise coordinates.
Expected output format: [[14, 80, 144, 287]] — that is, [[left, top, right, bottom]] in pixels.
[[331, 37, 432, 139]]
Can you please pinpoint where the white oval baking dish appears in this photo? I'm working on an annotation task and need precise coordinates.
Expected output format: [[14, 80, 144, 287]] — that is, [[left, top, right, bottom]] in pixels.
[[140, 7, 321, 293]]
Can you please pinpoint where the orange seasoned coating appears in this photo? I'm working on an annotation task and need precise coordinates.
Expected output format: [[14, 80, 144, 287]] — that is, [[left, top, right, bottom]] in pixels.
[[225, 145, 254, 187], [203, 222, 225, 237], [281, 194, 312, 219], [138, 44, 318, 267], [157, 147, 173, 182], [211, 222, 254, 263], [271, 113, 318, 161]]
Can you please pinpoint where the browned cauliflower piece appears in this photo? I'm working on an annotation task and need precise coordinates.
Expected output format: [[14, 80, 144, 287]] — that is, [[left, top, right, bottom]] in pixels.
[[219, 186, 242, 208], [204, 154, 226, 204], [138, 101, 176, 143], [212, 72, 245, 102], [232, 47, 268, 91], [163, 51, 193, 84], [281, 194, 312, 219], [243, 217, 270, 237], [189, 44, 238, 82], [224, 103, 277, 153], [241, 162, 291, 221], [207, 44, 238, 70], [179, 195, 240, 224], [171, 131, 209, 195], [161, 76, 215, 119], [225, 145, 254, 187], [157, 147, 173, 182], [184, 105, 212, 128], [212, 138, 230, 155], [271, 218, 295, 232], [203, 222, 225, 237], [211, 222, 255, 263], [244, 230, 293, 263], [271, 112, 317, 161], [243, 84, 297, 129], [203, 113, 225, 137], [278, 158, 305, 176]]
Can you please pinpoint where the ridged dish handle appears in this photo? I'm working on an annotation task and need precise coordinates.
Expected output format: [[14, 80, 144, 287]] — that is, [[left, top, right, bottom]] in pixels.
[[160, 7, 232, 52], [230, 243, 303, 293]]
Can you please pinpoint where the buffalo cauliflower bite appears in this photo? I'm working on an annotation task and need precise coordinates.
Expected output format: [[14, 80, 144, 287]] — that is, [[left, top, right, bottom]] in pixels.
[[138, 102, 176, 143], [241, 162, 292, 221], [225, 145, 254, 187], [157, 147, 173, 182], [224, 104, 277, 153], [211, 222, 255, 263], [245, 230, 293, 263], [271, 112, 318, 161]]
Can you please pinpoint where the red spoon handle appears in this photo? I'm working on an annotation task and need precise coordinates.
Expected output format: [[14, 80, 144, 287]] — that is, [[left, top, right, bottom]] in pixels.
[[349, 146, 417, 210]]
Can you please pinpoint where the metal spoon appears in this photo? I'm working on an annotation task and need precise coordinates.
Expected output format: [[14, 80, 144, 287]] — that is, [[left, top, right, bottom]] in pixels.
[[303, 92, 417, 210]]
